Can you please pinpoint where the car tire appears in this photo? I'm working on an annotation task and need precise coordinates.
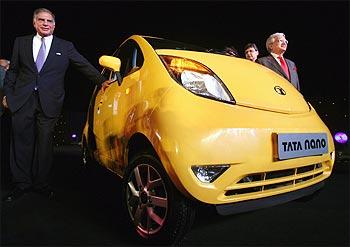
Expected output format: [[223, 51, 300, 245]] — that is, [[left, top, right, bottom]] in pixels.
[[121, 152, 196, 245]]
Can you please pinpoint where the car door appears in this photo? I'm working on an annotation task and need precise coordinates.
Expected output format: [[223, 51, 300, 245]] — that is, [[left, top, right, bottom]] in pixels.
[[94, 40, 144, 173], [92, 68, 118, 167]]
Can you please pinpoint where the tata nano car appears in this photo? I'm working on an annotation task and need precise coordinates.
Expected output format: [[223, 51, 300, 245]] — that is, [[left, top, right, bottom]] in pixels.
[[82, 35, 335, 245]]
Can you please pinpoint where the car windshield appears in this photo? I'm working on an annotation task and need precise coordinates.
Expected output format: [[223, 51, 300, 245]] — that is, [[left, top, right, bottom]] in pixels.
[[143, 36, 209, 52]]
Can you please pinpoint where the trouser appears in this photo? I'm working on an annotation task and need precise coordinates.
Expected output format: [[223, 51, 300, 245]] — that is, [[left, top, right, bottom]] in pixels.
[[1, 111, 12, 186], [10, 91, 58, 190]]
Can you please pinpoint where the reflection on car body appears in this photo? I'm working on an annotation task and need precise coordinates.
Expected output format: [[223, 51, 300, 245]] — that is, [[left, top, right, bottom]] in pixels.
[[82, 35, 335, 245]]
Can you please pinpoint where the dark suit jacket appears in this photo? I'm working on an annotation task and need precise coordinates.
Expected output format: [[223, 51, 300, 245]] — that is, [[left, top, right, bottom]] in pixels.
[[256, 54, 300, 91], [4, 34, 104, 117]]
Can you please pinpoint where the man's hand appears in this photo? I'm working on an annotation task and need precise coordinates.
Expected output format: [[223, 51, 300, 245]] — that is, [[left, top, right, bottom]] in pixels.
[[2, 96, 8, 108], [101, 79, 114, 92]]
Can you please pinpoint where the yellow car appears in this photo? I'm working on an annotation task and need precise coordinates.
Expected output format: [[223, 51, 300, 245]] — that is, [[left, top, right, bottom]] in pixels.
[[82, 35, 335, 245]]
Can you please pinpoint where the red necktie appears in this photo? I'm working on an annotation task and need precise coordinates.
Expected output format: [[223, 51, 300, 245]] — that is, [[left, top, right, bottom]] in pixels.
[[278, 56, 289, 79]]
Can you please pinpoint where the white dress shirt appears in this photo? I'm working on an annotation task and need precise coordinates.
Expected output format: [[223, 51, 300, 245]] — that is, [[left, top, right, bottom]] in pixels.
[[33, 34, 53, 62]]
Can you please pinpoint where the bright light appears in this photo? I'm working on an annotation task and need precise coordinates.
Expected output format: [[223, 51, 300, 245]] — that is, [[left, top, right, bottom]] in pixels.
[[191, 165, 229, 183], [334, 132, 348, 144], [71, 134, 77, 139]]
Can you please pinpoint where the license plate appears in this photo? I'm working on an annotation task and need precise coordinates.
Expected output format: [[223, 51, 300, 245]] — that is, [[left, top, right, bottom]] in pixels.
[[277, 133, 328, 160]]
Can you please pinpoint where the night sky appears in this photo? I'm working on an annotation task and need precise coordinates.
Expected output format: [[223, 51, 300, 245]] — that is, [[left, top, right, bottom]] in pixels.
[[1, 0, 349, 112]]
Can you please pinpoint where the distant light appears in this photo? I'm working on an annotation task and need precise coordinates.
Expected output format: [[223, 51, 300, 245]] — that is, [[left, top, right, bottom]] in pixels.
[[71, 134, 77, 139], [334, 132, 348, 144]]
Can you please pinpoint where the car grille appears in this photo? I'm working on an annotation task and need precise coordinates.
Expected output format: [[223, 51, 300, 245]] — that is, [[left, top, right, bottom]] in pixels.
[[225, 163, 323, 196]]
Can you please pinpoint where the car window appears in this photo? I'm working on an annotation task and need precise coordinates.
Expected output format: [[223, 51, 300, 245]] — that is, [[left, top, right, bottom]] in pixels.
[[144, 37, 208, 52], [101, 68, 117, 81], [114, 40, 144, 78]]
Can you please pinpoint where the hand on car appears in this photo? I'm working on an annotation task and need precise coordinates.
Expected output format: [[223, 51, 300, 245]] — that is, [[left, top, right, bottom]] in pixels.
[[101, 79, 114, 92]]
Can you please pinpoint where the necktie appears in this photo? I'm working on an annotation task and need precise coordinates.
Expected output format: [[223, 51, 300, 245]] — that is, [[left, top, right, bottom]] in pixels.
[[36, 37, 46, 72], [278, 56, 289, 79]]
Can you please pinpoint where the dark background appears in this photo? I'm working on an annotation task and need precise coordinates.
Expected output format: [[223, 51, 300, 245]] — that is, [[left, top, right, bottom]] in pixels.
[[1, 0, 349, 113], [0, 2, 349, 246]]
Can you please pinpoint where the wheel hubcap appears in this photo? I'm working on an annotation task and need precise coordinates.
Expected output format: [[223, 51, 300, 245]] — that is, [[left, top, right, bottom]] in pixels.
[[126, 163, 168, 236], [140, 191, 148, 204]]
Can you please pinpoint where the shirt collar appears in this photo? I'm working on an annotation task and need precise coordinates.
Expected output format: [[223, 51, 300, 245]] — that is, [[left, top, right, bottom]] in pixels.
[[35, 33, 53, 42], [270, 52, 283, 59]]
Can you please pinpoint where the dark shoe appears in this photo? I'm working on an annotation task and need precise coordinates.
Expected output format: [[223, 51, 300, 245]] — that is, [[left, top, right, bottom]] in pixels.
[[33, 187, 55, 199], [3, 187, 30, 202]]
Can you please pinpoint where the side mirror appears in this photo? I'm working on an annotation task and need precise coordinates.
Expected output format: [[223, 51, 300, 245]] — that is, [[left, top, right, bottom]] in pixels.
[[99, 55, 121, 72], [99, 55, 122, 85]]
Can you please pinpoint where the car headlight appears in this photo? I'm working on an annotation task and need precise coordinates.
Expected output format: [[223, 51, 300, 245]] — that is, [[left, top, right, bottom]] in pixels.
[[160, 55, 235, 104], [191, 165, 230, 183]]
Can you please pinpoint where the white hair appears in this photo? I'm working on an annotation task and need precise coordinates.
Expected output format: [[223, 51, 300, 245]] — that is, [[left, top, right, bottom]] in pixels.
[[266, 32, 285, 52]]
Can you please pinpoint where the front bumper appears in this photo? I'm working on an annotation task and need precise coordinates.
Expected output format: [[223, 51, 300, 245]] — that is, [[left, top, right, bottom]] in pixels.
[[216, 180, 325, 215], [149, 85, 335, 205]]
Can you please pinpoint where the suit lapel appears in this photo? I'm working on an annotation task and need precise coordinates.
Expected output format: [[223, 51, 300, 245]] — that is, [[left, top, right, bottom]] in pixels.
[[25, 35, 37, 72], [267, 55, 289, 80]]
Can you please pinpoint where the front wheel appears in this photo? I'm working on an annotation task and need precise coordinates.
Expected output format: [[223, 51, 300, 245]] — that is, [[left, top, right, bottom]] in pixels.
[[122, 153, 196, 245]]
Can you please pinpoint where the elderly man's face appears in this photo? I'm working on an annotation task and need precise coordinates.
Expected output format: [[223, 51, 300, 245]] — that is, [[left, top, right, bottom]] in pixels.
[[270, 36, 288, 55], [33, 11, 55, 37]]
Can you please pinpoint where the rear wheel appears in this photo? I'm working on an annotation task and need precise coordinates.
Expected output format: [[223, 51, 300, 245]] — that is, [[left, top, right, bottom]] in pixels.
[[122, 153, 196, 245]]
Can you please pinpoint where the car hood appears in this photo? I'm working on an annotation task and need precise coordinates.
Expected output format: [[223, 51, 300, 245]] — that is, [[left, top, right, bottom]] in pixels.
[[156, 49, 310, 114]]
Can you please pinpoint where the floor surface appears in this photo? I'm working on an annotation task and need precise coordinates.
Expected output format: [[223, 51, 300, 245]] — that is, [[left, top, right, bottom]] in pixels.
[[1, 145, 349, 246]]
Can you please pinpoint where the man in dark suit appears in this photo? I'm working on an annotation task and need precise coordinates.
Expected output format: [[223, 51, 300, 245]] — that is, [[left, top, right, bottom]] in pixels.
[[2, 8, 110, 202], [0, 59, 10, 118], [256, 32, 300, 91], [0, 60, 8, 118], [0, 59, 10, 186], [0, 60, 7, 167]]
